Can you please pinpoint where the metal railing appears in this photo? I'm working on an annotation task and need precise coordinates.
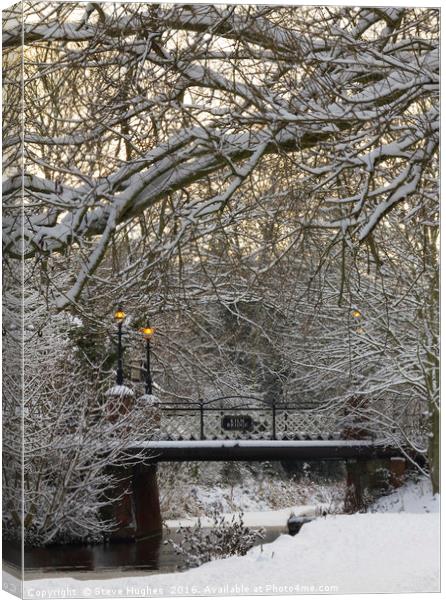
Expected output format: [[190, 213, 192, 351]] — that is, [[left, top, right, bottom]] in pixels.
[[150, 395, 424, 443], [156, 396, 345, 441]]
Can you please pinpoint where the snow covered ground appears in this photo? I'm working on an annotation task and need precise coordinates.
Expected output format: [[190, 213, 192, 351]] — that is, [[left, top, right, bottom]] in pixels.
[[19, 513, 439, 596], [159, 461, 345, 519], [368, 476, 439, 513], [18, 478, 439, 597]]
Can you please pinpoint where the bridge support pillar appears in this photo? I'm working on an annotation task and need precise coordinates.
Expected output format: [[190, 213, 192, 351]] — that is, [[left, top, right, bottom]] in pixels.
[[106, 463, 162, 541], [345, 457, 406, 513], [132, 463, 162, 538], [389, 457, 406, 489]]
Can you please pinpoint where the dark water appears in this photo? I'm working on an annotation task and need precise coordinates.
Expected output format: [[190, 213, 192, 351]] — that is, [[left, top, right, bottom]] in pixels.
[[3, 526, 285, 575]]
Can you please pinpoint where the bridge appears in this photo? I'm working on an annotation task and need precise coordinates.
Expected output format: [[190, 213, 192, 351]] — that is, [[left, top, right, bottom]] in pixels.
[[109, 393, 422, 541]]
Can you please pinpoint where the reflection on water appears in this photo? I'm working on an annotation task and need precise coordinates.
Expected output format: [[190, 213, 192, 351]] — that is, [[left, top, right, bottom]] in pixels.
[[3, 526, 285, 575]]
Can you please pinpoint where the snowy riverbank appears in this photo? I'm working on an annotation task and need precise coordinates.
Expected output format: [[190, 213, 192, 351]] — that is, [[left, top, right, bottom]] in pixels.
[[368, 476, 439, 513], [165, 504, 319, 530], [165, 475, 438, 529], [158, 461, 345, 520], [18, 479, 439, 597], [19, 512, 439, 596]]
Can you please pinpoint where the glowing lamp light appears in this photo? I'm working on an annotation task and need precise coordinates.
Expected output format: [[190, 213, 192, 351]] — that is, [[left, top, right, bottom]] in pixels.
[[352, 309, 362, 319], [140, 326, 155, 339], [114, 308, 126, 323]]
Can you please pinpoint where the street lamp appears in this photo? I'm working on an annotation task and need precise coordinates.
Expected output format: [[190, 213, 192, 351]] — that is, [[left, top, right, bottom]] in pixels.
[[140, 323, 155, 395], [351, 308, 365, 334], [114, 306, 126, 385]]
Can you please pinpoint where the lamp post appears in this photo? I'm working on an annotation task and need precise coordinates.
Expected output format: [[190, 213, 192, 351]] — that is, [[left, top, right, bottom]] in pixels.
[[114, 306, 126, 385], [351, 307, 365, 335], [140, 323, 155, 395]]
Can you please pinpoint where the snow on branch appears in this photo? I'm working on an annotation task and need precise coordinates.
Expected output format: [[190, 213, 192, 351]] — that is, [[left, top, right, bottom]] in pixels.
[[2, 4, 438, 309]]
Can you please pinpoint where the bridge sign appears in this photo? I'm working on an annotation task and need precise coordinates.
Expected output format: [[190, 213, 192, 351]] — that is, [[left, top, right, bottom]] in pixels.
[[222, 415, 253, 431]]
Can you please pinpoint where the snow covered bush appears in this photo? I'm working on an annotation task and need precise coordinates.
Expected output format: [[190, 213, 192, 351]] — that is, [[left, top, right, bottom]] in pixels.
[[2, 279, 157, 546], [166, 512, 265, 570]]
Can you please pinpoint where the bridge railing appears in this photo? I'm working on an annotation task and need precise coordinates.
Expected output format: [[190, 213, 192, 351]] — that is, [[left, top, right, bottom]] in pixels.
[[153, 394, 425, 443], [157, 396, 346, 441]]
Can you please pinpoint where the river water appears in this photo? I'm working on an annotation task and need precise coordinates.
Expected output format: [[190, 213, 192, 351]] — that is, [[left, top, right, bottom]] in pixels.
[[4, 526, 286, 578]]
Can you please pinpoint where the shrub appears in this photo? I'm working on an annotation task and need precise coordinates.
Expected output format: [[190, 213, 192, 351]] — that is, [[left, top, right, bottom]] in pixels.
[[166, 511, 264, 570]]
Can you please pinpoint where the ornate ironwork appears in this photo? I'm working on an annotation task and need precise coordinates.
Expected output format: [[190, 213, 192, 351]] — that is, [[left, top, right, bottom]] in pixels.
[[158, 396, 346, 441], [154, 395, 423, 443]]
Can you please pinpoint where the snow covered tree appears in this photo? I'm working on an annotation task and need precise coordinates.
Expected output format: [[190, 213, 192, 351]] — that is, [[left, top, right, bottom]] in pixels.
[[2, 3, 439, 495], [3, 4, 438, 306], [2, 266, 159, 545]]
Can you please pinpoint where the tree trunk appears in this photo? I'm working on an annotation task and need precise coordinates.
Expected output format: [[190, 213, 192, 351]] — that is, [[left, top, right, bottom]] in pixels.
[[425, 225, 439, 494], [428, 401, 440, 494]]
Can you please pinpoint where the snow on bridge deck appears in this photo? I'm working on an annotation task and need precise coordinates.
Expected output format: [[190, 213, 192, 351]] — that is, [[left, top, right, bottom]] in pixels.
[[128, 439, 406, 461]]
